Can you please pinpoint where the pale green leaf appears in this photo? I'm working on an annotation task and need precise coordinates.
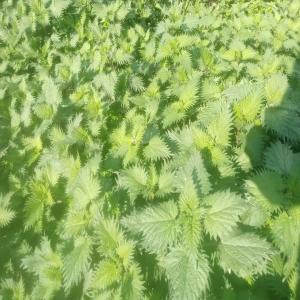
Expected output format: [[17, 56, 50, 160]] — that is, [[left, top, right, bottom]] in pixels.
[[122, 201, 178, 254], [204, 190, 245, 240], [143, 136, 171, 161], [117, 165, 148, 201], [218, 233, 273, 278], [121, 263, 144, 300], [265, 73, 288, 106], [0, 207, 15, 227], [161, 248, 210, 300], [63, 237, 92, 291]]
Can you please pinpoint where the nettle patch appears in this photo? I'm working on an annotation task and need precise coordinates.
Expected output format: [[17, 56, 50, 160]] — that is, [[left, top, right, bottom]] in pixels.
[[0, 0, 300, 299]]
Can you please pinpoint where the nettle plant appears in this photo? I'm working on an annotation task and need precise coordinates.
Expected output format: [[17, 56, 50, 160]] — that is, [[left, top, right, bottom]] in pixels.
[[0, 0, 300, 299]]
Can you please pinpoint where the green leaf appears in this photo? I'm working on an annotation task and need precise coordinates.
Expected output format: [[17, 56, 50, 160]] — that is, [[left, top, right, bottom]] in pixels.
[[157, 169, 176, 197], [49, 0, 71, 18], [122, 201, 178, 254], [246, 171, 286, 213], [117, 165, 148, 201], [179, 180, 203, 250], [63, 237, 92, 291], [129, 75, 144, 92], [121, 263, 144, 300], [92, 259, 121, 290], [240, 198, 268, 228], [265, 73, 288, 106], [63, 210, 88, 238], [167, 126, 195, 153], [161, 248, 210, 300], [21, 238, 62, 299], [223, 82, 261, 102], [70, 168, 100, 210], [97, 219, 124, 255], [24, 197, 44, 230], [162, 102, 185, 128], [143, 136, 171, 161], [241, 48, 258, 61], [114, 49, 132, 65], [264, 141, 295, 175], [41, 78, 61, 107], [183, 152, 212, 196], [218, 233, 273, 278], [234, 90, 262, 123], [0, 207, 15, 227], [222, 49, 236, 61], [263, 106, 300, 141], [94, 72, 117, 100], [204, 190, 245, 240], [200, 100, 233, 146], [177, 76, 199, 110], [270, 208, 300, 258], [236, 125, 266, 171], [200, 79, 220, 101]]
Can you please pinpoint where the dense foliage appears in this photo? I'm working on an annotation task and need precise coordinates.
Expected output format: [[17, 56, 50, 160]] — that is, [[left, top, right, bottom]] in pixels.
[[1, 0, 300, 299]]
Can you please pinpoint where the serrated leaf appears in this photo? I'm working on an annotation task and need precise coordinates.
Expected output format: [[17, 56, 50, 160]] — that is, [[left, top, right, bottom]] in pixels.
[[201, 101, 233, 146], [218, 233, 273, 278], [94, 73, 117, 100], [70, 168, 100, 210], [179, 180, 203, 249], [270, 209, 300, 258], [122, 201, 178, 254], [263, 106, 300, 141], [157, 169, 176, 197], [204, 190, 245, 239], [265, 74, 288, 106], [49, 0, 71, 18], [264, 142, 294, 175], [41, 78, 61, 107], [161, 248, 210, 300], [63, 237, 92, 291], [121, 264, 144, 300], [246, 171, 286, 213], [97, 219, 124, 254], [24, 197, 44, 230], [0, 207, 15, 227], [144, 136, 171, 161], [117, 165, 148, 201], [92, 259, 121, 290]]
